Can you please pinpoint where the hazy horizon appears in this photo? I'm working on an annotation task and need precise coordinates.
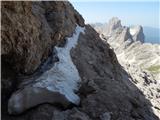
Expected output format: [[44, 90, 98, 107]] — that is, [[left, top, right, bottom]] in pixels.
[[71, 1, 159, 29]]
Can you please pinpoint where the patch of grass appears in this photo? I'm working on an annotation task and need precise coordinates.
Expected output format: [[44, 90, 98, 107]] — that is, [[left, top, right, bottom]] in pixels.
[[147, 65, 160, 73], [140, 63, 145, 68]]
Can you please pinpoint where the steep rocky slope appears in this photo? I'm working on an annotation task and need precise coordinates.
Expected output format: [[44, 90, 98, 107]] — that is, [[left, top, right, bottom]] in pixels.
[[1, 2, 159, 120], [93, 17, 160, 118]]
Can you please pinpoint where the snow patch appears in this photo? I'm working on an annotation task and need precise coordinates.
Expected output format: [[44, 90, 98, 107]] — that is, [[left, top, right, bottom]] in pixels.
[[129, 28, 137, 36], [32, 25, 85, 105]]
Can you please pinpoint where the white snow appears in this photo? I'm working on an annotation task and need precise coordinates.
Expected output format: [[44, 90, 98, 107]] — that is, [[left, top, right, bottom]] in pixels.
[[129, 28, 137, 36], [33, 25, 85, 105]]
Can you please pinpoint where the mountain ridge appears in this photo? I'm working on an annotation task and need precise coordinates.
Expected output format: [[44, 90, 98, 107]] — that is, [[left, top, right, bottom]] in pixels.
[[91, 22, 160, 44], [1, 2, 159, 120], [92, 17, 160, 118]]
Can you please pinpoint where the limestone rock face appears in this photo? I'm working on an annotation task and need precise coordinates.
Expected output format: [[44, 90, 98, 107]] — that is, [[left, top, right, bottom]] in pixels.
[[92, 17, 144, 44], [1, 0, 85, 118], [1, 2, 159, 120], [1, 1, 84, 75], [105, 17, 122, 35], [129, 26, 145, 43]]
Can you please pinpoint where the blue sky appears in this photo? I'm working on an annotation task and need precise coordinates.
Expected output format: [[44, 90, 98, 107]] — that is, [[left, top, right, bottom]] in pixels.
[[71, 1, 159, 28]]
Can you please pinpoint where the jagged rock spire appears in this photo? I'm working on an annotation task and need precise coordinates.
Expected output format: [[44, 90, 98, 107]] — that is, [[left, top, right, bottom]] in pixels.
[[106, 17, 122, 35], [129, 25, 145, 43]]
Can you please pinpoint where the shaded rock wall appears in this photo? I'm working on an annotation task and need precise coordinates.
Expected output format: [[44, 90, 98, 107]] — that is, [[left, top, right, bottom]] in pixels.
[[92, 17, 160, 118], [71, 25, 159, 120]]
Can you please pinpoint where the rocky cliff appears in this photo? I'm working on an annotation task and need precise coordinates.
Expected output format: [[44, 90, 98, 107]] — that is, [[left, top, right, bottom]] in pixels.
[[1, 1, 84, 75], [93, 17, 160, 118], [129, 26, 145, 43], [1, 1, 159, 120]]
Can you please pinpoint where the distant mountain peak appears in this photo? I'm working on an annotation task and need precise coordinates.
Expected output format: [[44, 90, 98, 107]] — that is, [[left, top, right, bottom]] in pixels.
[[106, 17, 122, 35], [93, 17, 145, 43], [129, 25, 145, 43]]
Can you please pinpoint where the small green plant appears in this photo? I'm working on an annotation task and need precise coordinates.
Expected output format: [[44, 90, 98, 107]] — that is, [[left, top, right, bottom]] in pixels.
[[147, 65, 160, 73]]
